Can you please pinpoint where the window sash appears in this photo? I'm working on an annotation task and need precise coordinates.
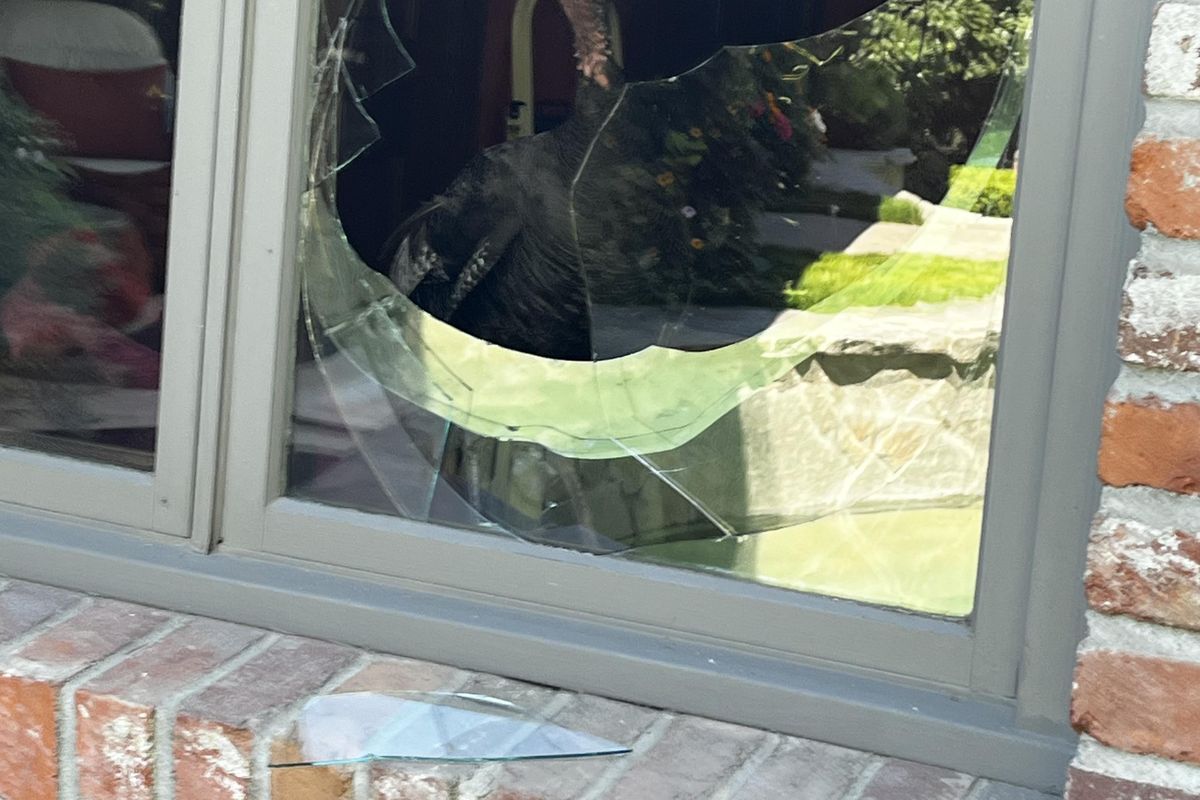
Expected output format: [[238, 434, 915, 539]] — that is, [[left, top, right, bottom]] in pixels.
[[218, 0, 1145, 744], [0, 0, 239, 538]]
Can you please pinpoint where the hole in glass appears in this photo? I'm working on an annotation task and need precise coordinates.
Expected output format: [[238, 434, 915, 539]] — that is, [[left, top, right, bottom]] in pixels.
[[289, 0, 1033, 617]]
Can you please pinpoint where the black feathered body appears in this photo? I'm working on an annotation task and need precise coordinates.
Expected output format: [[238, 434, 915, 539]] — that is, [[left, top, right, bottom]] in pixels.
[[391, 83, 619, 360]]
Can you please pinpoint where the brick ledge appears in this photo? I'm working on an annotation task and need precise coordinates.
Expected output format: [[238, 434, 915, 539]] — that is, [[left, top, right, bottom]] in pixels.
[[0, 577, 1055, 799]]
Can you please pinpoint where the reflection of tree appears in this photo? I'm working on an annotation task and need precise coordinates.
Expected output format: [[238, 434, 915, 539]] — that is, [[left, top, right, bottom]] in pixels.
[[0, 81, 160, 435], [809, 0, 1031, 197], [1, 87, 78, 292]]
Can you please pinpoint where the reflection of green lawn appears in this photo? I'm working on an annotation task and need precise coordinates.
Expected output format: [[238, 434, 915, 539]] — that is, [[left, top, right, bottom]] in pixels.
[[775, 249, 1007, 311], [627, 503, 982, 617]]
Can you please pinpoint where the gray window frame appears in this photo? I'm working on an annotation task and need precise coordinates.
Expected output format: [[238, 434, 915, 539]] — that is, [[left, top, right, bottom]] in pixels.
[[0, 0, 1152, 791], [0, 0, 239, 537]]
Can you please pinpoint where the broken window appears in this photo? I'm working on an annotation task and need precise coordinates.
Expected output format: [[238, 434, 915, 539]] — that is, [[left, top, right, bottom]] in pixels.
[[287, 0, 1032, 617]]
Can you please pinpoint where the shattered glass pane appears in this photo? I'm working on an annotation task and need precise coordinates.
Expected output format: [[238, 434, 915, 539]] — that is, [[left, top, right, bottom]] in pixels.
[[270, 691, 631, 767], [288, 0, 1034, 616]]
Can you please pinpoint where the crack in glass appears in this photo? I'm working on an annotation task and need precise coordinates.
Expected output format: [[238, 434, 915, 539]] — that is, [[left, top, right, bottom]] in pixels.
[[291, 0, 1032, 615]]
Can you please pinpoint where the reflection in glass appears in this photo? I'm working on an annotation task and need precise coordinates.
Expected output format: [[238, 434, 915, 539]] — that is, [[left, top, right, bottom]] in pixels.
[[288, 0, 1032, 616], [0, 0, 181, 469], [271, 691, 631, 767]]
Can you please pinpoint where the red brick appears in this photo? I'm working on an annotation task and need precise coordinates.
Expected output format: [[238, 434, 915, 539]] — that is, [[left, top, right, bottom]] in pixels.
[[859, 759, 975, 800], [0, 677, 57, 800], [1067, 766, 1200, 800], [730, 737, 871, 799], [1119, 321, 1200, 372], [0, 599, 171, 800], [457, 673, 561, 707], [1127, 138, 1200, 240], [1087, 520, 1200, 631], [338, 656, 461, 694], [1118, 269, 1200, 372], [0, 581, 83, 643], [373, 766, 476, 800], [1098, 399, 1200, 494], [173, 635, 357, 800], [269, 748, 355, 800], [598, 716, 768, 799], [1072, 649, 1200, 765], [488, 694, 660, 800], [272, 657, 462, 800], [75, 617, 264, 800]]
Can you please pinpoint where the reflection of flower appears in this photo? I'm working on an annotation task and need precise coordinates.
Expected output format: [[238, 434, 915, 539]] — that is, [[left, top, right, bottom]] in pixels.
[[681, 205, 697, 219], [766, 93, 793, 142], [656, 171, 676, 188], [690, 238, 705, 250]]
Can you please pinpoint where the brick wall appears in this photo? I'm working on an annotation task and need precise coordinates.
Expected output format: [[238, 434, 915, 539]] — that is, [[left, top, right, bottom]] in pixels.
[[1066, 3, 1200, 798]]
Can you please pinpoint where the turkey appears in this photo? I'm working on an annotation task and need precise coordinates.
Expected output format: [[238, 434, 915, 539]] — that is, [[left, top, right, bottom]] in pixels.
[[383, 0, 618, 361], [384, 0, 820, 361]]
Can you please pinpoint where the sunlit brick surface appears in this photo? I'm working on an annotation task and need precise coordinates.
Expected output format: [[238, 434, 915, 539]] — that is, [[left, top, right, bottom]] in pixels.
[[0, 578, 1055, 799]]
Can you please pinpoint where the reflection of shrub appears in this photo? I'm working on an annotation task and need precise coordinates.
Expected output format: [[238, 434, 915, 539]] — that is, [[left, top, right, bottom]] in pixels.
[[943, 166, 1016, 218], [774, 248, 1006, 310], [808, 0, 1031, 201], [808, 61, 908, 151], [768, 189, 925, 224]]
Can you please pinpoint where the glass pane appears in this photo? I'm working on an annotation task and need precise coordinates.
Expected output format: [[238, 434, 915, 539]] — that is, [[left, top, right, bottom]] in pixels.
[[271, 691, 631, 767], [0, 0, 181, 470], [288, 0, 1033, 617]]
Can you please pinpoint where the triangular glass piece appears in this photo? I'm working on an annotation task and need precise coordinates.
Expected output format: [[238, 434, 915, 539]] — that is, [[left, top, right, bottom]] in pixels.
[[270, 691, 633, 767]]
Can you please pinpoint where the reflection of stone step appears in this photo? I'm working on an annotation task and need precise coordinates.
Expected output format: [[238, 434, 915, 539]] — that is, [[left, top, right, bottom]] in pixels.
[[734, 360, 994, 524], [758, 204, 1014, 261], [593, 292, 1003, 363], [809, 148, 918, 195], [757, 212, 885, 253]]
